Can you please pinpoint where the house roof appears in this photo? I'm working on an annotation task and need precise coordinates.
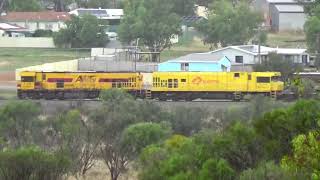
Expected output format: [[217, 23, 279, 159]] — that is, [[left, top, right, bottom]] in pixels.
[[209, 45, 307, 56], [275, 4, 304, 13], [175, 53, 227, 62], [267, 0, 298, 4], [0, 11, 71, 22], [69, 8, 123, 20], [0, 23, 26, 30], [181, 16, 205, 25]]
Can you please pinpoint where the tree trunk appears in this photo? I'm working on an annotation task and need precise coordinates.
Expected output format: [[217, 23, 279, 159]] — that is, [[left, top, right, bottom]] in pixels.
[[110, 170, 119, 180]]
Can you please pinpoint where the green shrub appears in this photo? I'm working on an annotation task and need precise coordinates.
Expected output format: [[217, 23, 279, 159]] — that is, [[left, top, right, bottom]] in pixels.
[[0, 146, 70, 180]]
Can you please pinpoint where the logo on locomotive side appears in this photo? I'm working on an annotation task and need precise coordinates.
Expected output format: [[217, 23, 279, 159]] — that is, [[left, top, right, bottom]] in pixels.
[[75, 75, 96, 83], [192, 76, 219, 85]]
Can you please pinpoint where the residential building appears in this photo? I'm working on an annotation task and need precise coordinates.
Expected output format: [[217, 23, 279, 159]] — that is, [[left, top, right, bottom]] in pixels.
[[69, 8, 123, 33], [158, 54, 231, 72], [206, 45, 309, 65], [0, 11, 70, 32]]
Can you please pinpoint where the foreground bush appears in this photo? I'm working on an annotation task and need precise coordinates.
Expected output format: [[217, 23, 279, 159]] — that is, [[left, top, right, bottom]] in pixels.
[[0, 146, 70, 180]]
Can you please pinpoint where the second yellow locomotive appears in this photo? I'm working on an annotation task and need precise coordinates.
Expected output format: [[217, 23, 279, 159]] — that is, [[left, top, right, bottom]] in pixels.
[[152, 72, 283, 101]]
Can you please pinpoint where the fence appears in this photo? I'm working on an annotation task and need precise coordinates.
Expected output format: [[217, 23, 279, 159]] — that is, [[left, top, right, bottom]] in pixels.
[[0, 37, 55, 48]]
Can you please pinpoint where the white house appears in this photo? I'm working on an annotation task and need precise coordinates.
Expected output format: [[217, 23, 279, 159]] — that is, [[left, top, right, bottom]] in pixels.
[[69, 8, 123, 21], [207, 45, 309, 65], [0, 11, 71, 32]]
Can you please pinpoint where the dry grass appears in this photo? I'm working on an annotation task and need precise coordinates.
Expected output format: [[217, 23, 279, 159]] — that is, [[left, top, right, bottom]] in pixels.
[[67, 160, 138, 180], [0, 48, 90, 71], [267, 32, 307, 48]]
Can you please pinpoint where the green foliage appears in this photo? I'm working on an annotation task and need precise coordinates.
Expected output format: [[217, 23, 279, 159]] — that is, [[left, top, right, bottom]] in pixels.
[[254, 100, 320, 160], [240, 161, 303, 180], [281, 131, 320, 179], [170, 106, 208, 136], [196, 0, 263, 47], [0, 101, 41, 148], [212, 122, 262, 172], [172, 0, 196, 16], [9, 0, 41, 11], [289, 76, 316, 99], [305, 5, 320, 51], [118, 0, 182, 54], [33, 30, 53, 37], [0, 146, 70, 180], [139, 122, 262, 179], [94, 89, 170, 180], [199, 158, 235, 180], [121, 122, 171, 157], [54, 15, 108, 48], [253, 53, 302, 82]]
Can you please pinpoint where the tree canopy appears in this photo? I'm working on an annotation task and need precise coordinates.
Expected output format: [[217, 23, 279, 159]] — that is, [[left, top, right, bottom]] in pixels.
[[54, 14, 108, 48], [118, 0, 182, 59], [8, 0, 41, 11], [196, 0, 263, 48]]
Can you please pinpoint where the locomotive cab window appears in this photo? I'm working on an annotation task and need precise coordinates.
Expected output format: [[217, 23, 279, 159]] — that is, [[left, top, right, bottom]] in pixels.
[[21, 76, 34, 82], [181, 79, 186, 83], [257, 77, 270, 83], [248, 74, 252, 80], [234, 73, 240, 78]]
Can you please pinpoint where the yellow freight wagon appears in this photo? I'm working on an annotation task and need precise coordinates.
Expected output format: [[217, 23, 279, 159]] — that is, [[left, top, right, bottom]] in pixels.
[[18, 71, 144, 99], [152, 72, 284, 101]]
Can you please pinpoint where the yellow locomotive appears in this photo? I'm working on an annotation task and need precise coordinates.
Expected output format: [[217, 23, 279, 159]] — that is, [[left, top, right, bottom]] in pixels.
[[17, 71, 143, 99], [17, 71, 284, 100], [152, 72, 284, 101]]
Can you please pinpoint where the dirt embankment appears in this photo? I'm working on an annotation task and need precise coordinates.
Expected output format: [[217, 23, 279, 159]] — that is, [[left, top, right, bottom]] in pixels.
[[0, 71, 16, 91]]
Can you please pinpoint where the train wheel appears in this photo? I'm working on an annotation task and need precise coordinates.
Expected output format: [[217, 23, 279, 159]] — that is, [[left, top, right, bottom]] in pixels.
[[18, 92, 27, 99]]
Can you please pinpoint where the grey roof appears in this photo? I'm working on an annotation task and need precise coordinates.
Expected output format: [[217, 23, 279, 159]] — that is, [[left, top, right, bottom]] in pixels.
[[267, 0, 297, 4], [77, 9, 108, 16], [275, 4, 304, 12], [176, 53, 222, 62]]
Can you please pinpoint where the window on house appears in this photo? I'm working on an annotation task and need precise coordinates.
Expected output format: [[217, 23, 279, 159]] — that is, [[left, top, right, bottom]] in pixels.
[[45, 24, 53, 30], [302, 55, 308, 64], [234, 73, 240, 78], [235, 56, 243, 63], [181, 63, 189, 71], [257, 77, 270, 83]]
